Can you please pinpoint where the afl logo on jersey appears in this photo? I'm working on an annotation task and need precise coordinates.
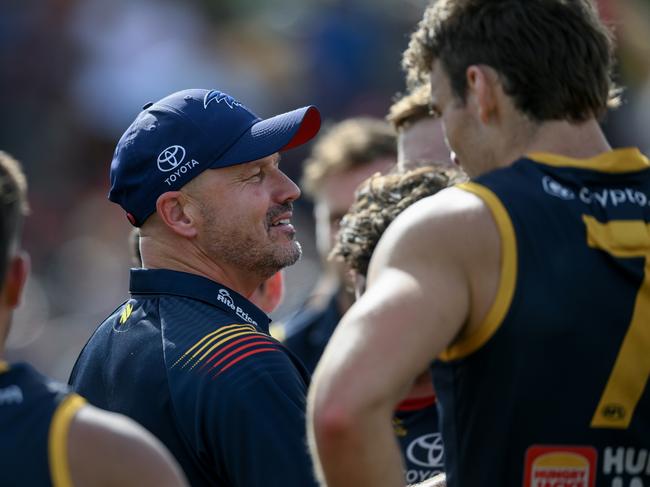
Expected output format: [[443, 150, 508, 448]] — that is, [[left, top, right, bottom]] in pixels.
[[600, 403, 626, 421]]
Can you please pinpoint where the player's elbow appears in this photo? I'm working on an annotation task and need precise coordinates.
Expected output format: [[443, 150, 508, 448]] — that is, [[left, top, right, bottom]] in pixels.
[[308, 380, 367, 449], [311, 397, 356, 444]]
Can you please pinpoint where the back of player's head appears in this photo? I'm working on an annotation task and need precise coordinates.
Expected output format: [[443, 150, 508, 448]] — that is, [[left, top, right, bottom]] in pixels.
[[301, 118, 397, 199], [331, 166, 466, 277], [403, 0, 619, 122], [0, 152, 28, 284], [387, 84, 433, 132]]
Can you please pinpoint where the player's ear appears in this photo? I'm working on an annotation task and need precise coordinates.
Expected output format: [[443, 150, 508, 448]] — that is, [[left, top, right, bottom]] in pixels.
[[2, 251, 30, 308], [466, 65, 498, 124], [155, 191, 199, 238]]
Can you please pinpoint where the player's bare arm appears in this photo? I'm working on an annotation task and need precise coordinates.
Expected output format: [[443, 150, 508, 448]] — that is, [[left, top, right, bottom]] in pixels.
[[68, 404, 188, 487], [308, 186, 502, 486]]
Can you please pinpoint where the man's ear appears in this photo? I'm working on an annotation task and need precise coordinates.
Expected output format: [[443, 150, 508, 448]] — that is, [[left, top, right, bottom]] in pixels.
[[466, 65, 498, 124], [155, 191, 199, 238], [2, 251, 29, 308]]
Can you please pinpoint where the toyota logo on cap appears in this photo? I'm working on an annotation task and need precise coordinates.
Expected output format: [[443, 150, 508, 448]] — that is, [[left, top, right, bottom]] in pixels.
[[157, 145, 186, 172]]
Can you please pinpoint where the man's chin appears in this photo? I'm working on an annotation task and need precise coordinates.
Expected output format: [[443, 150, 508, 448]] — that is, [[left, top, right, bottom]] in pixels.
[[282, 241, 302, 267], [256, 241, 302, 280]]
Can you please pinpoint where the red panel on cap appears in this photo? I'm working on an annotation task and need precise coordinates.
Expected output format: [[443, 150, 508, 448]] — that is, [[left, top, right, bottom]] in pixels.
[[280, 107, 321, 151]]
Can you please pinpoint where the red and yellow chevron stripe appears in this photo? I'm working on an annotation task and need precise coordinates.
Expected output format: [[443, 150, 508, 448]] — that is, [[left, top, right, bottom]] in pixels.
[[173, 323, 282, 376]]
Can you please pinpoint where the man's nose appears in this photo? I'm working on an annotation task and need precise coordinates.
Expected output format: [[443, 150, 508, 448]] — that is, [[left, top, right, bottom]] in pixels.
[[274, 170, 301, 203]]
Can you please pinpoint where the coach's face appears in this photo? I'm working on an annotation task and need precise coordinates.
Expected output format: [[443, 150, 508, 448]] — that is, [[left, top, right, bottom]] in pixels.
[[184, 153, 302, 279]]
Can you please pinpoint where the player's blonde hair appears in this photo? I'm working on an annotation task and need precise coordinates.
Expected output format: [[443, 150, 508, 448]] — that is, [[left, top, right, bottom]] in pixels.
[[386, 84, 433, 132], [301, 118, 396, 198]]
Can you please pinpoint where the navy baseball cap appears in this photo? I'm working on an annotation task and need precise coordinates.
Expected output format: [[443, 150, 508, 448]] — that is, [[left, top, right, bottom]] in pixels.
[[109, 88, 321, 226]]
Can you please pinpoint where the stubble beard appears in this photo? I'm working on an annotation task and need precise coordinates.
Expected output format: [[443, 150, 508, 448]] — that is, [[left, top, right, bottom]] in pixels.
[[201, 211, 302, 281]]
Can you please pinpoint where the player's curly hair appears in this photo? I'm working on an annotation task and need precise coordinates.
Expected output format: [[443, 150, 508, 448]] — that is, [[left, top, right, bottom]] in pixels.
[[331, 166, 467, 277], [402, 0, 620, 122]]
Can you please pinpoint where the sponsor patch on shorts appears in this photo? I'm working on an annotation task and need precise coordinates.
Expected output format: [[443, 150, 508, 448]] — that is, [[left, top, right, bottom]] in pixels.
[[524, 445, 597, 487]]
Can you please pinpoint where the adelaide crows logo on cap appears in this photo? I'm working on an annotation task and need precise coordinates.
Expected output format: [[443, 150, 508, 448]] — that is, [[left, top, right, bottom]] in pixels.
[[203, 90, 243, 110]]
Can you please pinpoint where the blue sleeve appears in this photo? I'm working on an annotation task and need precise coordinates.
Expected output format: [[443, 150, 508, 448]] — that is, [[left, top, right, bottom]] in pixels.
[[201, 344, 318, 487]]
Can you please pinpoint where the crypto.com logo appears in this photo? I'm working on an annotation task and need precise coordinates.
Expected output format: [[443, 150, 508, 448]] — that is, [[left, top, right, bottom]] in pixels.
[[157, 145, 186, 172]]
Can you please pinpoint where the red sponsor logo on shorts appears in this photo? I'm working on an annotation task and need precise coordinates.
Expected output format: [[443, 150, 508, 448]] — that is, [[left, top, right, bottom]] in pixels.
[[524, 445, 597, 487]]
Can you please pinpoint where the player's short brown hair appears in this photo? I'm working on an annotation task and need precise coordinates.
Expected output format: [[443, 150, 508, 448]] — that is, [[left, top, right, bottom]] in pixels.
[[403, 0, 620, 122], [331, 166, 466, 276], [301, 118, 397, 198], [0, 152, 29, 282], [386, 84, 433, 132]]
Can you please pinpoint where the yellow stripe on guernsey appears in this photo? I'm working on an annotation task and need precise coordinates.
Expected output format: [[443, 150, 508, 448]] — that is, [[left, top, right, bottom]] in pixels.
[[173, 323, 258, 369], [528, 148, 650, 173], [0, 360, 9, 374], [584, 216, 650, 429], [49, 394, 86, 487], [439, 182, 517, 361]]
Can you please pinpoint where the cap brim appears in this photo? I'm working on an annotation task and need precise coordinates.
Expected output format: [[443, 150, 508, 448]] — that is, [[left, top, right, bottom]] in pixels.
[[214, 106, 321, 167]]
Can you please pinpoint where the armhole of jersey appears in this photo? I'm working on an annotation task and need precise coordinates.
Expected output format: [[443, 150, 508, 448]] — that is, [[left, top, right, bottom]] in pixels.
[[0, 361, 8, 373], [438, 182, 518, 361], [48, 393, 87, 487]]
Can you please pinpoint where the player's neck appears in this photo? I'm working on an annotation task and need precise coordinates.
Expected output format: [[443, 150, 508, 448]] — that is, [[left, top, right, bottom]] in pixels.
[[140, 237, 263, 299], [518, 118, 611, 161], [484, 118, 612, 177]]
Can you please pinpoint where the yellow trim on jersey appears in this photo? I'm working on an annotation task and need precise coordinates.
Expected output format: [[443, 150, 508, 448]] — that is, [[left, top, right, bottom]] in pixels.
[[49, 394, 86, 487], [528, 148, 649, 173], [0, 360, 9, 374], [438, 182, 517, 361]]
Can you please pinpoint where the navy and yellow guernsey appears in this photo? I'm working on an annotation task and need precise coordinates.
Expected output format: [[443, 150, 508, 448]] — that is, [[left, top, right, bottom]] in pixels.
[[0, 360, 86, 487], [433, 148, 650, 487], [69, 269, 317, 487], [393, 395, 444, 484]]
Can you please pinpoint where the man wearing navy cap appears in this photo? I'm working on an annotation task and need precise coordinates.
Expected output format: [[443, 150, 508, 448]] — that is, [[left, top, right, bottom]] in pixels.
[[69, 89, 321, 487]]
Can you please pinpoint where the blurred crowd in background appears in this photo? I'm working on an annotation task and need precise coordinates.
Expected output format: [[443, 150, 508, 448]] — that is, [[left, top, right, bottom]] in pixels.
[[1, 0, 649, 381]]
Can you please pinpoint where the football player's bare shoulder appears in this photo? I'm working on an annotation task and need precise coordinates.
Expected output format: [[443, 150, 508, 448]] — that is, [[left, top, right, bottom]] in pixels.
[[68, 404, 188, 486], [370, 185, 492, 271]]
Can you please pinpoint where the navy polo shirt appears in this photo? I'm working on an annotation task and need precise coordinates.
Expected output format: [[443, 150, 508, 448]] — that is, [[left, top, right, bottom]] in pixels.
[[70, 269, 316, 487]]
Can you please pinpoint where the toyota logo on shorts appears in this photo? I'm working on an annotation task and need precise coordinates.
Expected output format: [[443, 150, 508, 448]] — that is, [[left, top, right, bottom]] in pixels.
[[406, 433, 444, 468], [157, 145, 186, 172]]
